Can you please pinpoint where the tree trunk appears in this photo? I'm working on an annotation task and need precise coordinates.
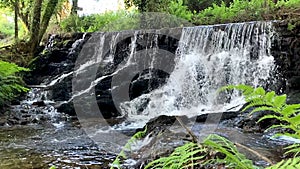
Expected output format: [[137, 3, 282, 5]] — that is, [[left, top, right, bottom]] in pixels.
[[18, 0, 31, 31], [14, 0, 19, 42], [71, 0, 78, 15], [29, 0, 43, 54], [19, 12, 30, 31], [38, 0, 59, 43]]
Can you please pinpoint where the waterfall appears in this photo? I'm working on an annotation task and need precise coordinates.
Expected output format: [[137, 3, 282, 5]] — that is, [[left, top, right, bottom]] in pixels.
[[13, 33, 89, 127], [117, 21, 276, 127]]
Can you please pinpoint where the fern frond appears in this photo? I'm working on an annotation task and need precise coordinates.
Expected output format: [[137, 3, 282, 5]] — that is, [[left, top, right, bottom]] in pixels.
[[221, 84, 300, 156], [285, 144, 300, 156], [203, 134, 255, 169], [0, 60, 29, 106], [265, 91, 276, 103], [289, 115, 300, 126], [281, 104, 300, 117], [254, 87, 266, 96], [272, 95, 287, 109], [242, 99, 267, 112], [266, 157, 300, 169], [145, 142, 206, 169], [257, 115, 287, 123]]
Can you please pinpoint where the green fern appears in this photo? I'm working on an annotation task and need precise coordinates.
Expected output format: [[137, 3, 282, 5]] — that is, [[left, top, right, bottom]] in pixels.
[[0, 60, 29, 107], [266, 157, 300, 169], [285, 144, 300, 156], [145, 134, 257, 169], [145, 142, 207, 169], [203, 134, 256, 169], [222, 84, 300, 156]]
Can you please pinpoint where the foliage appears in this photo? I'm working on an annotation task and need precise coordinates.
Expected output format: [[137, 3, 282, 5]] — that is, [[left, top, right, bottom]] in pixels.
[[124, 0, 171, 12], [0, 0, 68, 54], [0, 9, 27, 39], [221, 84, 300, 157], [0, 0, 67, 31], [0, 10, 15, 37], [110, 126, 148, 169], [145, 142, 207, 169], [62, 11, 193, 32], [203, 134, 255, 169], [145, 134, 257, 169], [0, 0, 34, 31], [0, 60, 29, 107], [266, 157, 300, 169], [168, 0, 193, 21], [123, 0, 300, 26], [194, 0, 300, 25], [185, 0, 232, 12], [124, 0, 194, 21], [276, 0, 300, 8], [60, 10, 139, 32]]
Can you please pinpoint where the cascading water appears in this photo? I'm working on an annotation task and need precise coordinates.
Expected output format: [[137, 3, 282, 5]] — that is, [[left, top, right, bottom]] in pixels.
[[11, 33, 88, 127], [116, 21, 277, 128]]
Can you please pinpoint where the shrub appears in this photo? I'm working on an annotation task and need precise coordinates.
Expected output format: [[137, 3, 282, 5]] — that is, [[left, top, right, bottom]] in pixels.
[[194, 0, 300, 25], [60, 10, 139, 32], [168, 0, 194, 21], [0, 60, 29, 107]]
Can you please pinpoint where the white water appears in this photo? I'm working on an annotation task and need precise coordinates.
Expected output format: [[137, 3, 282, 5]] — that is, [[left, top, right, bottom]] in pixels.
[[15, 33, 89, 127], [117, 22, 277, 128]]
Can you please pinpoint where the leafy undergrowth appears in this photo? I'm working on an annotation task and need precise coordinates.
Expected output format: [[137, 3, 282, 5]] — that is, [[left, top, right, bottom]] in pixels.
[[60, 10, 140, 33], [194, 0, 300, 26], [112, 84, 300, 169], [59, 0, 300, 34], [221, 84, 300, 168], [145, 134, 256, 169], [0, 60, 29, 108]]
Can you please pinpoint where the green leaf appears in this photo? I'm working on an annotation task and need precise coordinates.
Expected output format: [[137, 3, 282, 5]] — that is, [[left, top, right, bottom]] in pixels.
[[254, 87, 265, 96], [273, 95, 287, 109], [250, 106, 280, 115], [257, 115, 284, 123], [265, 91, 275, 103], [281, 104, 300, 117], [289, 115, 300, 126], [266, 157, 300, 169]]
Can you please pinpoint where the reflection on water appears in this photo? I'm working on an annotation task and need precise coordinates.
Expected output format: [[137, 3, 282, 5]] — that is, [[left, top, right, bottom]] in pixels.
[[0, 125, 115, 169]]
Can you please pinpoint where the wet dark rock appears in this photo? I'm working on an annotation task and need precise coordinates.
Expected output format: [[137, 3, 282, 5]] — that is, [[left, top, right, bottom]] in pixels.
[[32, 101, 46, 107], [196, 111, 240, 123], [141, 115, 177, 135], [49, 76, 73, 101], [129, 69, 170, 100], [56, 102, 75, 116]]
